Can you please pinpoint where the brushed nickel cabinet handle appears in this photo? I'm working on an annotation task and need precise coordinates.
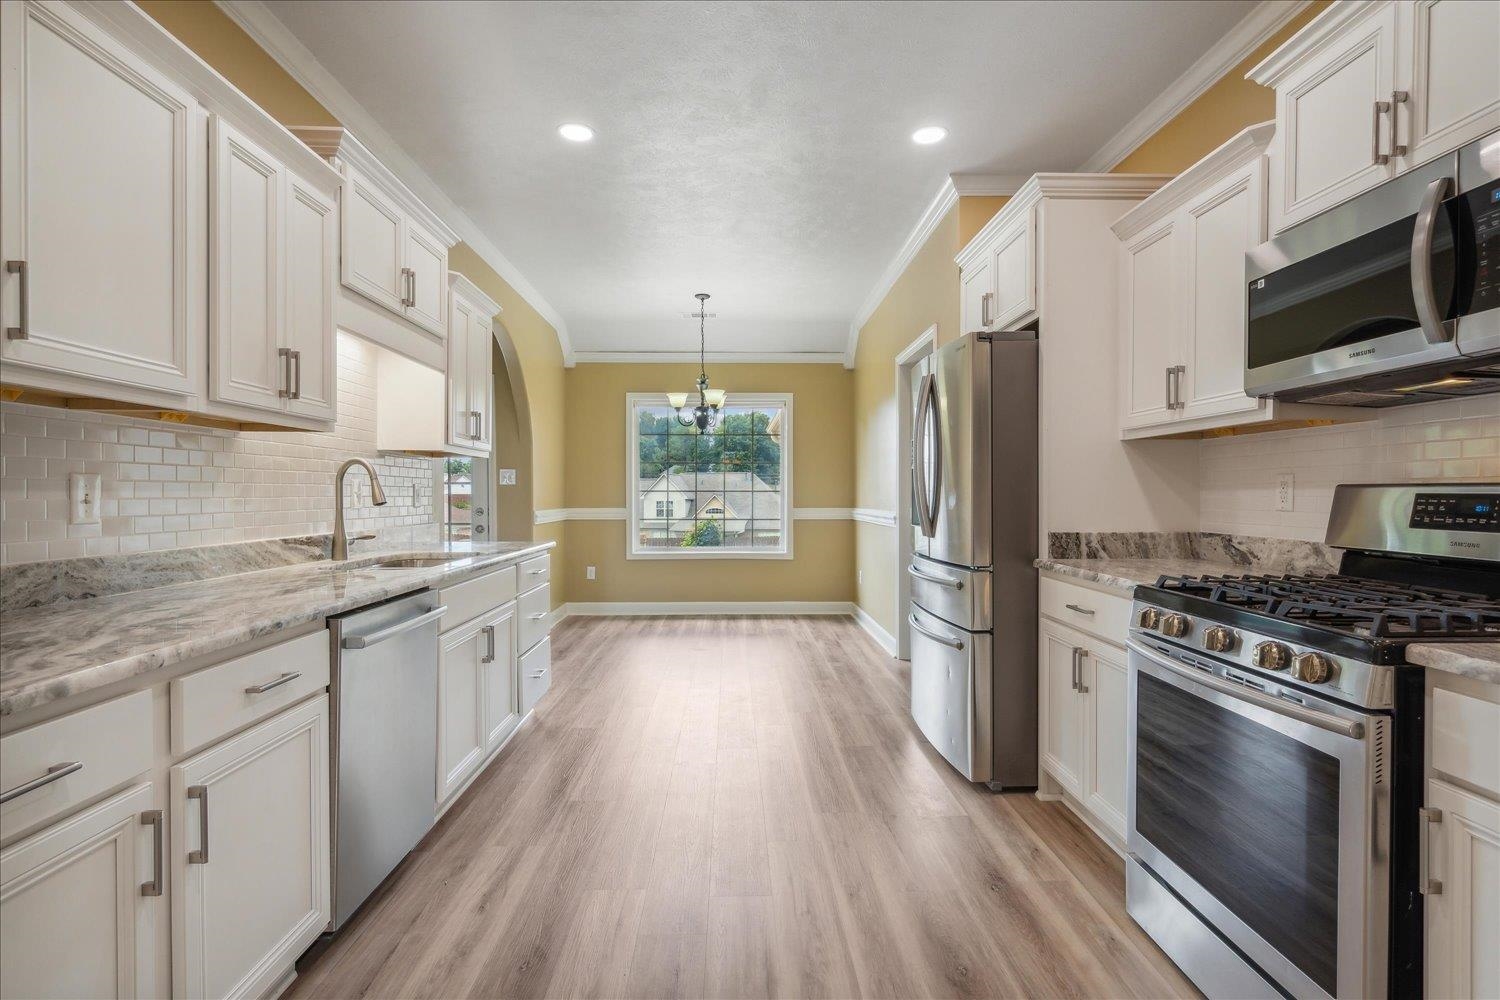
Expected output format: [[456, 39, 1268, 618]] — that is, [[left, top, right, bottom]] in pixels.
[[0, 761, 82, 804], [528, 568, 547, 576], [1390, 90, 1408, 157], [481, 624, 496, 663], [1070, 647, 1080, 692], [1419, 806, 1443, 895], [1372, 99, 1392, 165], [1076, 648, 1089, 694], [5, 260, 27, 339], [187, 785, 209, 864], [409, 268, 417, 310], [278, 347, 292, 398], [1164, 366, 1173, 410], [140, 809, 164, 896], [980, 291, 993, 328], [527, 612, 546, 621], [1064, 603, 1095, 616], [244, 671, 301, 695], [291, 349, 302, 399]]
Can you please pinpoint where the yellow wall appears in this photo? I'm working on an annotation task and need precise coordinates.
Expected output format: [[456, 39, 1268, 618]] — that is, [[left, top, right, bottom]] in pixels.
[[957, 196, 1011, 248], [561, 363, 854, 605]]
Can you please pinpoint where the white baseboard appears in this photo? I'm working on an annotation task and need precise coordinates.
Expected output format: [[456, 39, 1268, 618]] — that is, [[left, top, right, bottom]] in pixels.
[[561, 601, 855, 617], [543, 605, 569, 631], [851, 603, 898, 656]]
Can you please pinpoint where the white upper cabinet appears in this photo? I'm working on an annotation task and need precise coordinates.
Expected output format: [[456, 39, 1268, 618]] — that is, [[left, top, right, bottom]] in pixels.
[[1251, 0, 1500, 233], [957, 207, 1036, 333], [1119, 216, 1181, 430], [0, 0, 203, 399], [960, 253, 994, 334], [342, 167, 407, 315], [403, 219, 449, 338], [445, 272, 498, 456], [282, 173, 338, 420]]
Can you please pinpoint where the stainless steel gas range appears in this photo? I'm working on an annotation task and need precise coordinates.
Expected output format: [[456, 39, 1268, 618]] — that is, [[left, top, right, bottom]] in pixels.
[[1125, 483, 1500, 1000]]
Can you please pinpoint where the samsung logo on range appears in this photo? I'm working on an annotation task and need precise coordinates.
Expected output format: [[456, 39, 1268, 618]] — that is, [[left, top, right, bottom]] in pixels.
[[1348, 347, 1378, 359], [1451, 540, 1480, 549]]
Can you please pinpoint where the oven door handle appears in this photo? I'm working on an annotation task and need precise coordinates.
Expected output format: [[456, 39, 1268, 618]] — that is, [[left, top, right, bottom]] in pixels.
[[1128, 639, 1365, 740], [1411, 175, 1454, 346]]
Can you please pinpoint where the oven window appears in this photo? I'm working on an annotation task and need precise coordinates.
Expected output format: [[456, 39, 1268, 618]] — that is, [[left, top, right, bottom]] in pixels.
[[1247, 204, 1457, 370], [1135, 673, 1340, 995]]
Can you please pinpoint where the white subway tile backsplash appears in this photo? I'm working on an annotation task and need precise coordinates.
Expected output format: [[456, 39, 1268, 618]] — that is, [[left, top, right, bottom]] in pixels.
[[1, 335, 437, 564]]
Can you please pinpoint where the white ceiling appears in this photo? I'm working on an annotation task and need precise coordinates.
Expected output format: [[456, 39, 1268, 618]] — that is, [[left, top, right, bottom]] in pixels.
[[260, 0, 1257, 356]]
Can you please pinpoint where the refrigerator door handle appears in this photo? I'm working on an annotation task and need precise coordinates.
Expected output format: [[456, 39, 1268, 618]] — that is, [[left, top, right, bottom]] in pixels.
[[913, 372, 940, 538]]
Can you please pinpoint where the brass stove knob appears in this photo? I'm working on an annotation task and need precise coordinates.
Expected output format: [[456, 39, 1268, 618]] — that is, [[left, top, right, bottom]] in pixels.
[[1251, 641, 1292, 671], [1202, 626, 1236, 653], [1291, 652, 1334, 684], [1159, 614, 1190, 639], [1137, 607, 1161, 630]]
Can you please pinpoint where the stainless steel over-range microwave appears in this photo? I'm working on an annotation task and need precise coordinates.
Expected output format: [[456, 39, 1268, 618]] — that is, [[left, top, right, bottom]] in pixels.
[[1245, 129, 1500, 406]]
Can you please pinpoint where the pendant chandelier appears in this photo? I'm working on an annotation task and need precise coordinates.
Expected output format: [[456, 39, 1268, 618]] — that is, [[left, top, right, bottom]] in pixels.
[[670, 292, 726, 430]]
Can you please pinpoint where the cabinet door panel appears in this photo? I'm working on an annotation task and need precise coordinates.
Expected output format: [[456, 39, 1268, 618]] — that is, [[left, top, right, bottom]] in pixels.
[[1039, 625, 1083, 798], [960, 255, 993, 333], [446, 295, 473, 449], [467, 311, 493, 450], [1181, 163, 1267, 420], [1425, 779, 1500, 1000], [403, 220, 448, 338], [481, 606, 518, 752], [0, 783, 158, 1000], [437, 623, 485, 803], [172, 697, 330, 1000], [1403, 0, 1500, 168], [342, 168, 405, 314], [210, 118, 282, 412], [1082, 642, 1128, 839], [283, 173, 338, 420], [991, 220, 1034, 329], [1, 1, 200, 395], [1119, 220, 1179, 430], [1272, 3, 1397, 230]]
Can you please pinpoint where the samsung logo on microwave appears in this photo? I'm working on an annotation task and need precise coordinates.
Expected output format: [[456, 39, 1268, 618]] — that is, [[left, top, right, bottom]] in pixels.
[[1348, 347, 1378, 359]]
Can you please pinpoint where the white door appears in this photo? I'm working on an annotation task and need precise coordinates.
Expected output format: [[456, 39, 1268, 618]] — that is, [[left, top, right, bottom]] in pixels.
[[990, 218, 1034, 330], [467, 309, 493, 451], [960, 254, 994, 333], [437, 620, 486, 804], [1119, 218, 1180, 430], [402, 219, 448, 338], [1425, 778, 1500, 1000], [480, 605, 519, 753], [1038, 624, 1084, 799], [0, 1, 202, 396], [209, 117, 283, 413], [282, 171, 338, 421], [447, 294, 474, 449], [0, 783, 159, 1000], [1081, 640, 1129, 840], [1179, 160, 1267, 422], [172, 697, 330, 1000], [341, 167, 406, 315], [1399, 0, 1500, 169], [1269, 1, 1398, 231]]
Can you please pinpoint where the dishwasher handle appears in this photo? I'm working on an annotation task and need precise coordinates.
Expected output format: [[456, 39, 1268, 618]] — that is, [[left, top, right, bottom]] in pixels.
[[342, 605, 448, 649]]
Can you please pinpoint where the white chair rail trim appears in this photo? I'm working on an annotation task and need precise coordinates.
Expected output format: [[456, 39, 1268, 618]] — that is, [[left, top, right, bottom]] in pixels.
[[535, 508, 887, 524]]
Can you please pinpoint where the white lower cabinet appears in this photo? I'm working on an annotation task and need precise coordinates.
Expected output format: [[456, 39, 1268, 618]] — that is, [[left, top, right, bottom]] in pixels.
[[0, 782, 160, 1000], [1424, 778, 1500, 1000], [171, 695, 330, 1000], [437, 614, 490, 805], [1081, 641, 1128, 837], [1039, 624, 1086, 799], [480, 605, 520, 755]]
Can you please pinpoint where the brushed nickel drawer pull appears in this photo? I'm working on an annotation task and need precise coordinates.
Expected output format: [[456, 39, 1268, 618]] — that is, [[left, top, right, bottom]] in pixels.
[[527, 612, 546, 621], [140, 809, 164, 896], [5, 260, 28, 339], [1064, 603, 1095, 616], [1419, 806, 1443, 895], [482, 624, 497, 664], [0, 761, 82, 804], [187, 785, 209, 864], [244, 671, 301, 695]]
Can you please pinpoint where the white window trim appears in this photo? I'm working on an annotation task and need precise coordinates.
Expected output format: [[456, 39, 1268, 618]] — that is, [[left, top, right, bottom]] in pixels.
[[626, 391, 793, 560]]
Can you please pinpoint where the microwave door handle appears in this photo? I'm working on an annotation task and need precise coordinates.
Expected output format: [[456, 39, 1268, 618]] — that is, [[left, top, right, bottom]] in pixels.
[[1411, 175, 1455, 346]]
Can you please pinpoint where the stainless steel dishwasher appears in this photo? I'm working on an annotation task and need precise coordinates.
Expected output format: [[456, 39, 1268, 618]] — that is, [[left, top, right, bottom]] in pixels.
[[327, 590, 445, 929]]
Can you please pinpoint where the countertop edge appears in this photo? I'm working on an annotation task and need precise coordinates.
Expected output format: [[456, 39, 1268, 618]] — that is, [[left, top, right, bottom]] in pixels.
[[1034, 559, 1142, 597], [1406, 643, 1500, 686], [1, 541, 555, 719]]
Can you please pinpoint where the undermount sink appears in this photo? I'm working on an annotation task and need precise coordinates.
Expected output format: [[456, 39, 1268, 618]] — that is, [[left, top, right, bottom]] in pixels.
[[369, 554, 476, 569]]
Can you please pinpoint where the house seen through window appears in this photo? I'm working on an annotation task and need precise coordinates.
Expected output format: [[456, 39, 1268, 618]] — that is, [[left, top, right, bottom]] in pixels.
[[629, 394, 791, 558]]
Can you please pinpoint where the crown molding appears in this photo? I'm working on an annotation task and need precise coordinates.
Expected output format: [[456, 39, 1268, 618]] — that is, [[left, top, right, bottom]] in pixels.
[[949, 173, 1030, 197], [571, 351, 847, 365], [291, 126, 460, 248], [1246, 0, 1379, 86], [1077, 0, 1311, 173], [214, 0, 575, 365], [1112, 121, 1274, 240], [448, 270, 503, 319]]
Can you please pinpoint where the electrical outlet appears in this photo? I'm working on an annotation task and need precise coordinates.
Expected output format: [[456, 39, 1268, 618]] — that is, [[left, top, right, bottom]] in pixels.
[[498, 468, 517, 486], [586, 565, 596, 581], [1276, 472, 1295, 512], [69, 473, 101, 525]]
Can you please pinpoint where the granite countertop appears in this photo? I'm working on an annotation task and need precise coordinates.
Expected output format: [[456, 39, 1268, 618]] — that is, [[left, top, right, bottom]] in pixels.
[[0, 539, 554, 719], [1406, 643, 1500, 686], [1034, 557, 1255, 596]]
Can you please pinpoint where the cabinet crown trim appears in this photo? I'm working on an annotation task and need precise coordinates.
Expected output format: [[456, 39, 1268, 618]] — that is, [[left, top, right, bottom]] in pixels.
[[448, 272, 503, 319], [1112, 122, 1274, 239], [956, 172, 1173, 267], [290, 126, 459, 247], [1246, 0, 1388, 86]]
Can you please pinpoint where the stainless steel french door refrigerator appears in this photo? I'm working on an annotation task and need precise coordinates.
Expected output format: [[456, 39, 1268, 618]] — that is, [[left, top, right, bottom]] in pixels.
[[908, 331, 1038, 788]]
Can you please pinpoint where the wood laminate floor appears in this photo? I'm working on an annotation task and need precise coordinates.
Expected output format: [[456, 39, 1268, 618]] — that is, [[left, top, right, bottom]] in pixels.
[[289, 615, 1198, 1000]]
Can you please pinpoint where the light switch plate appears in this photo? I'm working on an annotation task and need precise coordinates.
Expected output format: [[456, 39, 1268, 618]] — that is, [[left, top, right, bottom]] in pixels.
[[586, 565, 596, 580], [498, 468, 517, 486], [70, 473, 101, 525]]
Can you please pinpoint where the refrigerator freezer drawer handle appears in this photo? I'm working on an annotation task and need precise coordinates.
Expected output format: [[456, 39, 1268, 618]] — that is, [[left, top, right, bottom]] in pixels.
[[908, 564, 964, 590], [908, 614, 965, 651]]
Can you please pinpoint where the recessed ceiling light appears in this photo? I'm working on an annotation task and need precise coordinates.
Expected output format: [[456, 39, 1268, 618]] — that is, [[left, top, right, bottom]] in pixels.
[[911, 125, 948, 145], [558, 123, 595, 142]]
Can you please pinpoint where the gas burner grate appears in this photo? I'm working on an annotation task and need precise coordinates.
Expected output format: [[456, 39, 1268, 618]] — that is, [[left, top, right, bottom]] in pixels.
[[1153, 572, 1500, 640]]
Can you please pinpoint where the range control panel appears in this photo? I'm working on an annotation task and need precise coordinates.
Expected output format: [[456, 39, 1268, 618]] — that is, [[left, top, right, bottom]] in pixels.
[[1411, 493, 1500, 532]]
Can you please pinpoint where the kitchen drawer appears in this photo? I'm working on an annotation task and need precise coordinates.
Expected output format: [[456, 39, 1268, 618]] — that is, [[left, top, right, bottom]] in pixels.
[[439, 564, 518, 632], [1039, 575, 1131, 645], [519, 636, 551, 715], [1, 690, 153, 842], [518, 583, 551, 653], [170, 629, 330, 755], [1432, 686, 1500, 799], [517, 553, 550, 593]]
